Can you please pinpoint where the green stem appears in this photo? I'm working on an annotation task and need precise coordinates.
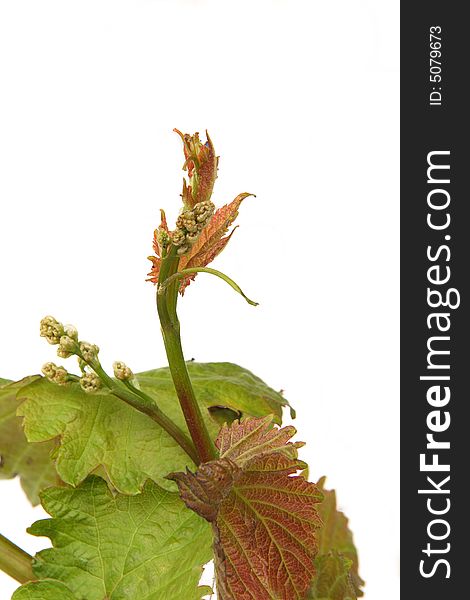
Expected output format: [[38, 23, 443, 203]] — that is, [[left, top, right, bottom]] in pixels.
[[157, 247, 217, 464], [0, 534, 34, 584], [91, 363, 198, 464], [159, 267, 259, 306]]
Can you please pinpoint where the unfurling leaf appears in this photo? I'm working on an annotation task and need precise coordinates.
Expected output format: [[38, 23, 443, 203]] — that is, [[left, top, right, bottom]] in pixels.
[[147, 130, 253, 293], [169, 416, 323, 600], [0, 377, 61, 505], [15, 362, 291, 494], [177, 192, 252, 292], [15, 476, 212, 600], [307, 478, 364, 599], [175, 129, 218, 209]]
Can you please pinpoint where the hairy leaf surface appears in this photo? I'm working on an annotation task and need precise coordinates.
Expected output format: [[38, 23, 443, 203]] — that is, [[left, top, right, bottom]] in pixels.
[[170, 416, 322, 600], [21, 476, 212, 600], [308, 478, 364, 599], [16, 363, 290, 494], [0, 377, 60, 505]]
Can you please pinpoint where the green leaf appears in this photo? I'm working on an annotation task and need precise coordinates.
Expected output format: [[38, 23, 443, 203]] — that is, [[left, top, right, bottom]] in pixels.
[[307, 552, 358, 600], [16, 378, 191, 495], [308, 478, 364, 599], [139, 362, 294, 423], [169, 416, 322, 600], [0, 377, 60, 505], [12, 580, 76, 599], [22, 476, 212, 600], [16, 362, 290, 494]]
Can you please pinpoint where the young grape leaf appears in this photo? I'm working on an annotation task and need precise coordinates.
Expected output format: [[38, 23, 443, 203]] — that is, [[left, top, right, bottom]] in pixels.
[[169, 416, 323, 600], [140, 361, 294, 423], [175, 128, 218, 210], [148, 191, 252, 294], [177, 193, 252, 293], [16, 378, 194, 495], [18, 476, 212, 600], [12, 580, 76, 599], [307, 478, 364, 599], [16, 363, 291, 494], [0, 377, 61, 505]]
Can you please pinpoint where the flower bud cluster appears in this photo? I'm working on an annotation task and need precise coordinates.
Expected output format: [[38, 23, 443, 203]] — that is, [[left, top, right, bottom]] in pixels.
[[79, 341, 100, 363], [42, 362, 69, 385], [57, 334, 78, 358], [39, 317, 106, 394], [113, 361, 133, 382], [40, 317, 79, 354], [40, 317, 100, 365], [171, 200, 215, 255], [80, 372, 102, 393], [155, 227, 170, 255], [40, 316, 64, 345]]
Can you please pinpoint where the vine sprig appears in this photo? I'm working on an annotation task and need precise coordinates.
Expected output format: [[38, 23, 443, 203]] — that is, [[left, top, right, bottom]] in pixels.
[[0, 129, 364, 599], [151, 129, 258, 463], [36, 130, 258, 468]]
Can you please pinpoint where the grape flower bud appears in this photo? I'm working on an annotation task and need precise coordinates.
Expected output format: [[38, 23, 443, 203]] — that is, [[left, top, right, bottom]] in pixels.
[[40, 316, 64, 345], [57, 335, 79, 359], [80, 372, 102, 393], [79, 341, 100, 363], [171, 200, 215, 256], [41, 362, 69, 386], [113, 361, 133, 382]]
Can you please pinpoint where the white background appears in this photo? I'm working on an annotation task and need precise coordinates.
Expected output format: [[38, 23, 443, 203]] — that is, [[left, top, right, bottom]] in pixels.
[[0, 1, 399, 598]]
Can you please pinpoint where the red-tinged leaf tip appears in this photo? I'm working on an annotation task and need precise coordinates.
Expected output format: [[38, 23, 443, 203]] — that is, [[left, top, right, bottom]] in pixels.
[[171, 416, 322, 600], [173, 128, 218, 209], [159, 208, 169, 233], [216, 414, 302, 467], [178, 192, 253, 293]]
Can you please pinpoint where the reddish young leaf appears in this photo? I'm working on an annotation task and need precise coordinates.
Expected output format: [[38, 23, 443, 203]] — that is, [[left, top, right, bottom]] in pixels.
[[177, 192, 252, 292], [174, 129, 218, 209], [147, 130, 253, 292], [169, 416, 323, 600]]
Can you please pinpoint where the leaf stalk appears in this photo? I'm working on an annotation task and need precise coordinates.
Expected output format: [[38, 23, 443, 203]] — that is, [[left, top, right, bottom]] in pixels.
[[0, 533, 34, 584]]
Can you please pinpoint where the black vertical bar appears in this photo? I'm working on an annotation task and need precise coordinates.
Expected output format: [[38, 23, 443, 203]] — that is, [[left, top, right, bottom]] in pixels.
[[401, 3, 467, 597]]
